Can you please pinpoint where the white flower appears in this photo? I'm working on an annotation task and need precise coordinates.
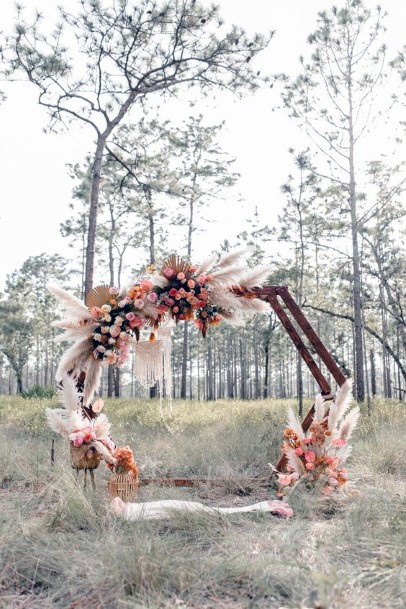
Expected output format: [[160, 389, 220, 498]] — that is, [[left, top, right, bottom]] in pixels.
[[105, 350, 112, 356], [115, 317, 123, 326], [97, 345, 106, 353], [119, 331, 126, 339], [103, 314, 112, 322], [118, 300, 125, 307], [108, 338, 116, 345], [101, 304, 111, 313], [93, 333, 102, 341], [101, 326, 110, 334]]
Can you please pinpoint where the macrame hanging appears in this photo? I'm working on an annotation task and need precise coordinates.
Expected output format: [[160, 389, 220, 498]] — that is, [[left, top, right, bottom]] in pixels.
[[133, 326, 173, 417]]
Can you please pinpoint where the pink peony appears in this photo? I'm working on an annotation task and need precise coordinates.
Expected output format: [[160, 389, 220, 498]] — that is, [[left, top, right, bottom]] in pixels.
[[294, 447, 304, 456], [73, 435, 84, 447], [109, 286, 119, 295], [305, 462, 315, 471], [129, 316, 144, 328], [133, 298, 145, 309], [278, 473, 292, 486], [304, 450, 316, 463], [147, 292, 158, 303], [126, 312, 136, 321], [163, 268, 175, 278], [110, 326, 121, 338], [140, 279, 153, 292], [165, 298, 175, 306], [90, 306, 103, 318]]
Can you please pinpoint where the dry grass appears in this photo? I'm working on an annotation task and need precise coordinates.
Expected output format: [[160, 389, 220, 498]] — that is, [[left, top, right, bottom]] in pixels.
[[0, 396, 405, 609]]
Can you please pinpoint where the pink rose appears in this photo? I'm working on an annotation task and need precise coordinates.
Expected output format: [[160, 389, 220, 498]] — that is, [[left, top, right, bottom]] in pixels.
[[294, 447, 304, 456], [278, 473, 292, 486], [110, 326, 121, 337], [140, 279, 153, 292], [198, 274, 207, 284], [73, 435, 84, 447], [332, 438, 346, 447], [134, 298, 145, 309], [305, 463, 315, 471], [163, 268, 175, 278], [177, 272, 185, 280], [90, 306, 103, 318], [165, 298, 175, 306], [187, 279, 195, 289], [302, 438, 312, 445], [129, 316, 144, 328], [304, 450, 316, 463], [169, 288, 177, 297], [147, 292, 158, 303], [126, 312, 136, 321], [109, 286, 119, 295]]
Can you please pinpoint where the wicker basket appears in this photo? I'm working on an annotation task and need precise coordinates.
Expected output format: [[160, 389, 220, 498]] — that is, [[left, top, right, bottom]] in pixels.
[[70, 444, 101, 471], [108, 471, 139, 502]]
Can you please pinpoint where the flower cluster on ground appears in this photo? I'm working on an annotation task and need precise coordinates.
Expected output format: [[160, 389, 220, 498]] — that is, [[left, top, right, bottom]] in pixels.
[[276, 380, 359, 497]]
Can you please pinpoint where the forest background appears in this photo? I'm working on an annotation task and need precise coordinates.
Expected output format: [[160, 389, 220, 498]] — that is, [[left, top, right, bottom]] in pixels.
[[0, 0, 405, 412]]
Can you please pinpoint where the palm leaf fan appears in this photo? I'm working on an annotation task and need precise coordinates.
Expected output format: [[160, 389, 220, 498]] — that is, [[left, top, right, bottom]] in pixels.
[[85, 285, 112, 309], [160, 255, 190, 276]]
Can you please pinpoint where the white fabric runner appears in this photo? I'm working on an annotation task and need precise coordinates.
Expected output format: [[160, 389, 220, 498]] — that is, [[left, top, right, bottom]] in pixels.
[[112, 497, 293, 520]]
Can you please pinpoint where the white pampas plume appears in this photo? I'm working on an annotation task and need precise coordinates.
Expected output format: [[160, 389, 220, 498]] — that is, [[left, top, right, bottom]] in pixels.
[[336, 443, 352, 465], [216, 248, 252, 269], [92, 440, 117, 465], [210, 266, 247, 286], [234, 298, 270, 314], [217, 309, 245, 326], [93, 413, 112, 439], [328, 379, 353, 432], [45, 408, 70, 436], [207, 287, 242, 309], [55, 325, 96, 343], [286, 406, 305, 441], [285, 445, 306, 475], [313, 393, 326, 424], [59, 373, 81, 412], [153, 275, 169, 288], [47, 284, 91, 320], [198, 255, 218, 274], [56, 339, 92, 381], [83, 359, 103, 406], [240, 267, 270, 289], [338, 406, 360, 443]]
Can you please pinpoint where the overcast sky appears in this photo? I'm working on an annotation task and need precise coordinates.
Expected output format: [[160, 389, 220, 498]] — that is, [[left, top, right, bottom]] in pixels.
[[0, 0, 405, 289]]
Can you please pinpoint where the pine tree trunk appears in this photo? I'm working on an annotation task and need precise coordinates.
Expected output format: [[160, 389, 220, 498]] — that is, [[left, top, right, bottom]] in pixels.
[[85, 135, 106, 297], [370, 348, 376, 397], [180, 324, 188, 399]]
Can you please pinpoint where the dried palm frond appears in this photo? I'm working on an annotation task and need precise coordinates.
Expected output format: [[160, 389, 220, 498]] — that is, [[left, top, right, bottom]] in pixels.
[[160, 254, 189, 276], [328, 379, 353, 432], [47, 284, 91, 319], [287, 406, 305, 441], [85, 285, 111, 309]]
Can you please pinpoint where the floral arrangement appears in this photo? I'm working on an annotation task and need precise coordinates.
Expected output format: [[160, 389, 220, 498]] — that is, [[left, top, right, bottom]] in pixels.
[[46, 374, 117, 466], [107, 445, 139, 480], [48, 248, 270, 404], [275, 380, 360, 496]]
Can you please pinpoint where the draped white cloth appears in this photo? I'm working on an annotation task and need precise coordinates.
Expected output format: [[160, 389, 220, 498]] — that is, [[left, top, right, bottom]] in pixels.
[[112, 497, 293, 520]]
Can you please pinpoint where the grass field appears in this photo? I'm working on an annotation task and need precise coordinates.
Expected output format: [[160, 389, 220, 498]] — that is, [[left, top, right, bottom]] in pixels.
[[0, 395, 405, 609]]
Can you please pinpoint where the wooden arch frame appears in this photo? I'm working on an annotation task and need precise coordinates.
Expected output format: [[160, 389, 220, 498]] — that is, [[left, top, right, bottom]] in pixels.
[[254, 286, 346, 471]]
